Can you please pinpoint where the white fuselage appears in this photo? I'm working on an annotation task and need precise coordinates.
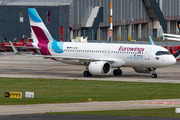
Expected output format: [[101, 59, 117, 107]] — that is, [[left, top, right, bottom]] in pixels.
[[48, 42, 176, 68]]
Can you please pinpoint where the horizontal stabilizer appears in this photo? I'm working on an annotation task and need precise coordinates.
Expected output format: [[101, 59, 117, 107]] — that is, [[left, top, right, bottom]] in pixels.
[[9, 41, 20, 55]]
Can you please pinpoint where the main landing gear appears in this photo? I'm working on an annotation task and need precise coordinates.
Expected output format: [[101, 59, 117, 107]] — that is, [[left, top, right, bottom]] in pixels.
[[83, 62, 92, 77], [83, 71, 92, 77], [113, 68, 122, 76]]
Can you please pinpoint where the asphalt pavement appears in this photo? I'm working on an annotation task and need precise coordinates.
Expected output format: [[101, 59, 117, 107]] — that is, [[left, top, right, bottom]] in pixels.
[[0, 114, 180, 120]]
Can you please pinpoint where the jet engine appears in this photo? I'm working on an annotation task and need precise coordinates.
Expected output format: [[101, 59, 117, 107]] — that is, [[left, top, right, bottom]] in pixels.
[[88, 61, 111, 75], [133, 68, 156, 73]]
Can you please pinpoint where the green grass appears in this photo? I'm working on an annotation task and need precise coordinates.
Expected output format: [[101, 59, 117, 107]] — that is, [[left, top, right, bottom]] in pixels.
[[47, 108, 180, 118], [0, 78, 180, 105]]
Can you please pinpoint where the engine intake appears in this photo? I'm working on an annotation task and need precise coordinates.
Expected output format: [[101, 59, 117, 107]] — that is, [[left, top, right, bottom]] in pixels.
[[88, 61, 111, 75]]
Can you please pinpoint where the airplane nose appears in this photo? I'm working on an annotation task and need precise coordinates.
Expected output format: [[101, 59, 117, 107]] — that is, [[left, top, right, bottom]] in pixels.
[[168, 56, 176, 66]]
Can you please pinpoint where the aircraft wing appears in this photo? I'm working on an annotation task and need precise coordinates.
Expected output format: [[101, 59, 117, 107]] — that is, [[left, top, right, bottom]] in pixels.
[[43, 56, 115, 62], [163, 36, 180, 41], [162, 33, 180, 41], [163, 33, 180, 38]]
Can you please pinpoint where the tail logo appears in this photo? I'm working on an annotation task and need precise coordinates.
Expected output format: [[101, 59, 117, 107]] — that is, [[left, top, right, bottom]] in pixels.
[[31, 26, 49, 44], [28, 8, 42, 22]]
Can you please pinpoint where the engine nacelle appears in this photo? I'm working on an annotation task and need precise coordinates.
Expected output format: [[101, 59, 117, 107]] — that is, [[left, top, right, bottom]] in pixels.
[[133, 68, 156, 73], [88, 61, 111, 75]]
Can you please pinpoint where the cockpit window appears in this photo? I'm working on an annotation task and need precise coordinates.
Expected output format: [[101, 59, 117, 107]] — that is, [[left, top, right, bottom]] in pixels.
[[156, 51, 171, 56]]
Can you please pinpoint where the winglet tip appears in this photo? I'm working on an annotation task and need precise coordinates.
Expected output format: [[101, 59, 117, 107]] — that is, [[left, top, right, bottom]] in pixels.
[[162, 36, 166, 41]]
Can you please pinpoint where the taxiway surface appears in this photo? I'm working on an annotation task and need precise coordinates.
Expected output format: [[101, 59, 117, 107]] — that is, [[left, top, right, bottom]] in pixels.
[[1, 99, 180, 115], [0, 53, 179, 83]]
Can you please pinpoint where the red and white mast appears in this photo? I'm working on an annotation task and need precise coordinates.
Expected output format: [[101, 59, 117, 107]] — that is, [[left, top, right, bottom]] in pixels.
[[110, 0, 113, 41]]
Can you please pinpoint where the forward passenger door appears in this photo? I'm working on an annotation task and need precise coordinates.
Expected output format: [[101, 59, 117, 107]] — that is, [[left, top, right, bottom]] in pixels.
[[144, 47, 152, 60]]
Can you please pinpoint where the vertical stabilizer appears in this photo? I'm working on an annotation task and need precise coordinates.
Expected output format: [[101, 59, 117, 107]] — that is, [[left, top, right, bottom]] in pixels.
[[28, 8, 54, 44]]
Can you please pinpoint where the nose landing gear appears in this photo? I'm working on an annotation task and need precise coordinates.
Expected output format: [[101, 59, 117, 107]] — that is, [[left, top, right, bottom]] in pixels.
[[151, 68, 157, 78], [151, 73, 157, 78]]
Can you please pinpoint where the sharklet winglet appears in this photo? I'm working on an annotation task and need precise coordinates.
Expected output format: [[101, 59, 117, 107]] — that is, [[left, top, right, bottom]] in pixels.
[[149, 36, 155, 45]]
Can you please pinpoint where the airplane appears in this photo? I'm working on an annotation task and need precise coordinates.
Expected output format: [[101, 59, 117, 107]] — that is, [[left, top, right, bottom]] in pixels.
[[162, 33, 180, 58], [10, 8, 176, 78]]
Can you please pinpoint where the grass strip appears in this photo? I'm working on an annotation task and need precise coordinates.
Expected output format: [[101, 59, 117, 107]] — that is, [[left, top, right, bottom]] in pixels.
[[47, 108, 180, 118], [0, 78, 180, 105]]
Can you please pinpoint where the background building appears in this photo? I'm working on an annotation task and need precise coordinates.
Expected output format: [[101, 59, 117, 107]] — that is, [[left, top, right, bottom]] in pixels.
[[0, 0, 71, 42], [0, 0, 178, 43], [69, 0, 167, 41], [161, 0, 180, 34]]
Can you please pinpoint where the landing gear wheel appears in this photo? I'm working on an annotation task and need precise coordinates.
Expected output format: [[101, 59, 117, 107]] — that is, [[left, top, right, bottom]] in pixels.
[[113, 69, 122, 76], [83, 71, 92, 77], [151, 74, 157, 78], [88, 73, 92, 77], [118, 69, 122, 76], [83, 71, 89, 77], [113, 69, 119, 76]]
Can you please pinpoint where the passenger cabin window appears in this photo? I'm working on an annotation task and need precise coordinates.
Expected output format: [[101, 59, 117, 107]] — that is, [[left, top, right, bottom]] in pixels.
[[19, 10, 24, 22], [156, 51, 171, 55], [46, 10, 50, 23]]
